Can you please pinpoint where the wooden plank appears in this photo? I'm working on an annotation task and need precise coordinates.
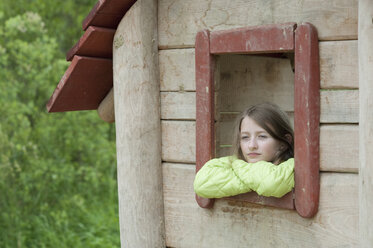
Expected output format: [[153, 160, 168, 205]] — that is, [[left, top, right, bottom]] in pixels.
[[228, 190, 294, 210], [66, 26, 115, 61], [82, 0, 136, 30], [161, 92, 195, 120], [113, 0, 165, 246], [162, 121, 359, 173], [320, 40, 358, 89], [162, 163, 358, 247], [210, 23, 296, 54], [320, 90, 359, 123], [161, 121, 195, 164], [358, 1, 373, 245], [160, 90, 358, 123], [158, 0, 358, 48], [159, 41, 357, 91], [47, 56, 112, 112], [159, 49, 196, 91], [320, 125, 358, 173], [218, 54, 294, 113]]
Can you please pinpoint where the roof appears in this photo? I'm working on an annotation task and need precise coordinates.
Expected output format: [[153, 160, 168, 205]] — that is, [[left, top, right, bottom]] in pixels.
[[47, 0, 136, 112]]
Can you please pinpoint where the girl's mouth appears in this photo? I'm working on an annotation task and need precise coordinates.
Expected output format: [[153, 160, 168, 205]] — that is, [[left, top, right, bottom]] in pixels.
[[248, 153, 260, 157]]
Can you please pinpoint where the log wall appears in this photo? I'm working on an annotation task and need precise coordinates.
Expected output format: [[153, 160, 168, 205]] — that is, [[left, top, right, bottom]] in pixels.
[[113, 0, 165, 247], [158, 0, 359, 247]]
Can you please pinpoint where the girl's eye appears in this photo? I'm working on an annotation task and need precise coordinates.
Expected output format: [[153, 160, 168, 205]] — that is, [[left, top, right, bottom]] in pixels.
[[258, 135, 267, 139], [241, 136, 249, 140]]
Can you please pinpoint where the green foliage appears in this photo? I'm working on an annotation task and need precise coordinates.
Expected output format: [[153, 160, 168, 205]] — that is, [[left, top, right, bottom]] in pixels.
[[0, 2, 120, 247], [0, 0, 96, 53]]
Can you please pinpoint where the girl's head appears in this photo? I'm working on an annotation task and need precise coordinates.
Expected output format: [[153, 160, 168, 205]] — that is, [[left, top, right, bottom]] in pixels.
[[232, 103, 294, 164]]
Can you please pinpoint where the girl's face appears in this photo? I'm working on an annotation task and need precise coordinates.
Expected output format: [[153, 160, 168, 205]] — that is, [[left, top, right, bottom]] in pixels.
[[239, 116, 282, 163]]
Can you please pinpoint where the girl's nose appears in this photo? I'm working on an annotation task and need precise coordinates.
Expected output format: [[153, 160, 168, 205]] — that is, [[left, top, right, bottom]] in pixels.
[[248, 138, 258, 150]]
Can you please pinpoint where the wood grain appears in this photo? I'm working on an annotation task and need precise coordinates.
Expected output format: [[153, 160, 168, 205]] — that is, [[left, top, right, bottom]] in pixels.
[[159, 49, 196, 91], [113, 0, 165, 246], [209, 23, 295, 54], [66, 26, 115, 61], [161, 92, 195, 120], [159, 41, 358, 91], [217, 54, 294, 113], [320, 90, 359, 123], [358, 0, 373, 245], [162, 163, 358, 247], [159, 0, 358, 48], [293, 23, 320, 218], [320, 124, 358, 173], [161, 121, 195, 163], [82, 0, 136, 30], [320, 40, 358, 89], [46, 56, 113, 112]]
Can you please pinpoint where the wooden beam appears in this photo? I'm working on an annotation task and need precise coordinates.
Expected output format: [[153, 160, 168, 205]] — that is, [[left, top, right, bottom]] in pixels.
[[66, 26, 115, 61], [294, 23, 320, 218], [82, 0, 137, 30], [46, 56, 112, 112], [210, 23, 296, 54], [97, 88, 114, 123], [113, 0, 165, 246], [358, 0, 373, 246], [195, 29, 215, 209]]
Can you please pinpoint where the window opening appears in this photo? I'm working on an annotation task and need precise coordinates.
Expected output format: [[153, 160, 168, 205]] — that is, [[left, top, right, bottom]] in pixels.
[[195, 23, 320, 218]]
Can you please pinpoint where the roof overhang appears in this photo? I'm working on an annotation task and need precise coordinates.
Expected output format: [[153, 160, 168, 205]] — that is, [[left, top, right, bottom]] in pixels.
[[47, 0, 136, 112]]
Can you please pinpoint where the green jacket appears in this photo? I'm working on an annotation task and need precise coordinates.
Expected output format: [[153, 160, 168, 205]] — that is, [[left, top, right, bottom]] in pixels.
[[193, 157, 294, 198]]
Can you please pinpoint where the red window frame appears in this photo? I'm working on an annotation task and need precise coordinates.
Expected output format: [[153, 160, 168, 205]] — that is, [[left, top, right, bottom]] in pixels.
[[195, 23, 320, 218]]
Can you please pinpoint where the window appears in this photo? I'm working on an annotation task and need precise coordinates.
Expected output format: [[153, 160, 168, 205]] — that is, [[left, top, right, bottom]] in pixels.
[[195, 23, 320, 218]]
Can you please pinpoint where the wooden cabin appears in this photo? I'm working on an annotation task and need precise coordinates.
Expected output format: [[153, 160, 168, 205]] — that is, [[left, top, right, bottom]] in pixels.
[[47, 0, 373, 247]]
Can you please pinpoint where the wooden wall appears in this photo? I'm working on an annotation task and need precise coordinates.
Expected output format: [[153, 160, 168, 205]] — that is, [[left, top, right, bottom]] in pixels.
[[158, 0, 358, 247]]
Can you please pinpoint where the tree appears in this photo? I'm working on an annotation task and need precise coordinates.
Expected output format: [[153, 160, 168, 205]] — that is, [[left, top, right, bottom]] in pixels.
[[0, 4, 119, 248]]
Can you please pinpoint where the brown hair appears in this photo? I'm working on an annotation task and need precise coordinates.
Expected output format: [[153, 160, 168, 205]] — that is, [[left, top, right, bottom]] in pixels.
[[232, 103, 294, 164]]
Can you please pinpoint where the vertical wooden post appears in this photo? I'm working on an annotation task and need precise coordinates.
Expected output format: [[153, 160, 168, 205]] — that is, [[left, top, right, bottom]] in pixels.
[[359, 1, 373, 247], [294, 23, 320, 218], [113, 0, 165, 247], [195, 30, 215, 209]]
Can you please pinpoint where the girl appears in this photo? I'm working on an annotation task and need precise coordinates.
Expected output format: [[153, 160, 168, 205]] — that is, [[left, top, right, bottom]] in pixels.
[[194, 103, 294, 198]]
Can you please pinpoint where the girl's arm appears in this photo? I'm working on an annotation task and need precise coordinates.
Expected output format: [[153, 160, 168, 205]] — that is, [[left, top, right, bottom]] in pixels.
[[193, 157, 294, 198], [231, 158, 294, 197]]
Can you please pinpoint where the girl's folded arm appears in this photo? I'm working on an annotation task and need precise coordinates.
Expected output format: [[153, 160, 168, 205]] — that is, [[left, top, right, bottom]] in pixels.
[[194, 157, 295, 199], [231, 158, 295, 198], [193, 157, 250, 198]]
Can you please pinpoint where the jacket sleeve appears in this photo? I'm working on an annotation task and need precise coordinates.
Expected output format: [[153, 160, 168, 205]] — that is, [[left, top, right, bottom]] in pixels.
[[193, 157, 294, 198]]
